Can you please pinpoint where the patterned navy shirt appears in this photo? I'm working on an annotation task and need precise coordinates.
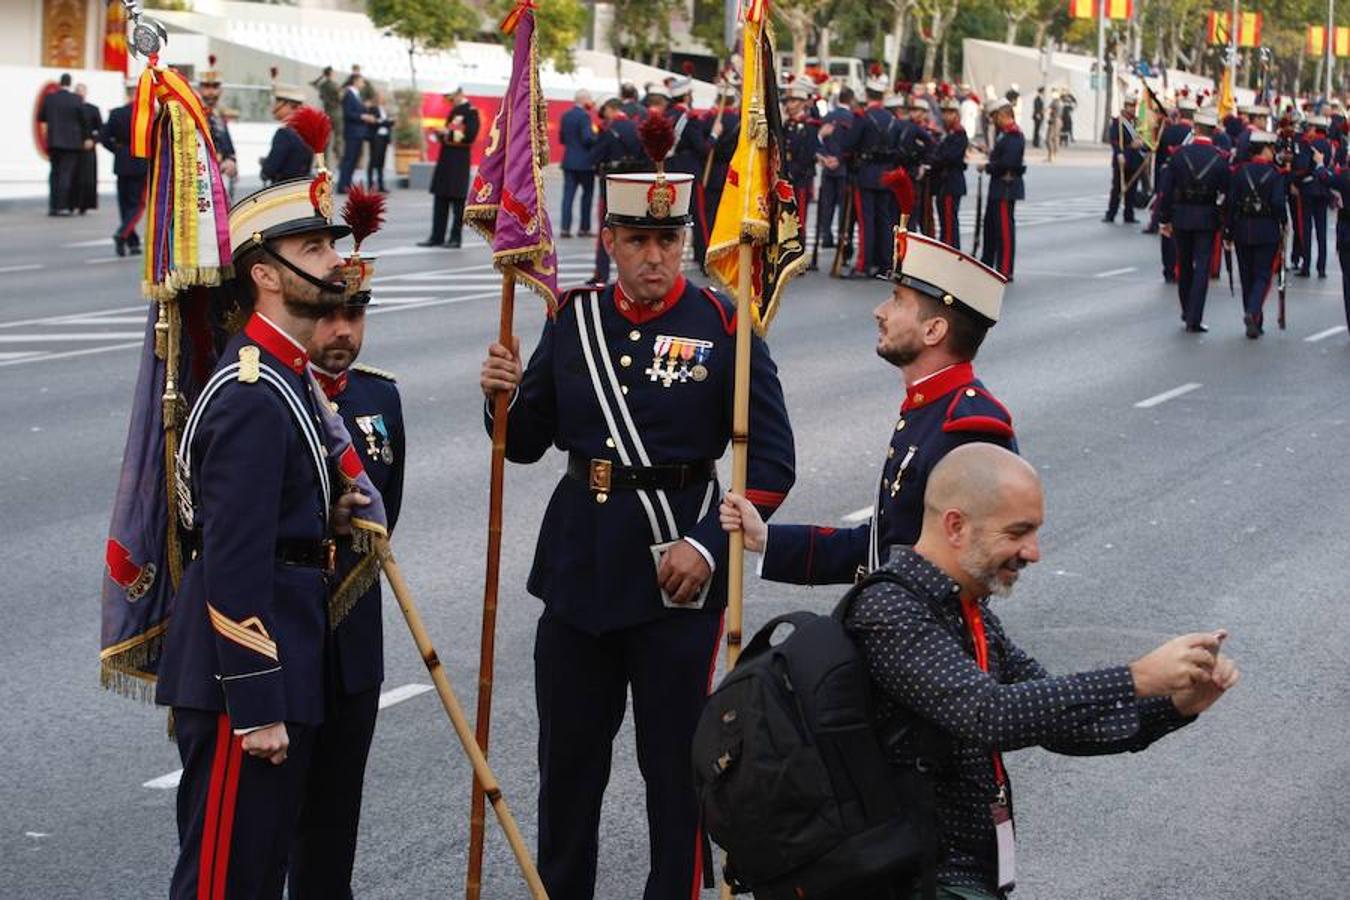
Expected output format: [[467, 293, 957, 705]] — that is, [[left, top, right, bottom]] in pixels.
[[845, 547, 1194, 893]]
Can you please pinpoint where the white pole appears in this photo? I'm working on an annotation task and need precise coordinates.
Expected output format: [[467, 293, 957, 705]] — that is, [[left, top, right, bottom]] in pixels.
[[1095, 0, 1106, 140], [1327, 0, 1335, 101]]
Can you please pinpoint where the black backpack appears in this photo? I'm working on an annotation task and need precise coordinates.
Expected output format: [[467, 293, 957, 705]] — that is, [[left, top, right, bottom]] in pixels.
[[691, 572, 945, 899]]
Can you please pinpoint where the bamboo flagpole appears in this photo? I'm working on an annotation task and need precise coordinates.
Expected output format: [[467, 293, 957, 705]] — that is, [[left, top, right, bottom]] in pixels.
[[377, 538, 547, 899], [465, 270, 515, 898], [461, 2, 561, 896], [726, 241, 755, 666]]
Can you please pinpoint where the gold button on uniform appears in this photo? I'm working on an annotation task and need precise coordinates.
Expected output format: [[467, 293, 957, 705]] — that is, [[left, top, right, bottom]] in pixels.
[[605, 437, 615, 448], [596, 492, 609, 504], [629, 329, 641, 341], [965, 388, 977, 397], [896, 419, 906, 431], [887, 446, 895, 458], [912, 392, 924, 404], [620, 355, 632, 367], [622, 385, 630, 395]]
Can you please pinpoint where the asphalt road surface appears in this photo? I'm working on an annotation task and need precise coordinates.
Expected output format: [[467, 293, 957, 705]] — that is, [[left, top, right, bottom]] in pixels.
[[2, 153, 1347, 899]]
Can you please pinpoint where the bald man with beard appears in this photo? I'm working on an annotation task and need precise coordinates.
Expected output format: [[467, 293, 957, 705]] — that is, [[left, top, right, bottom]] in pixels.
[[842, 444, 1240, 900]]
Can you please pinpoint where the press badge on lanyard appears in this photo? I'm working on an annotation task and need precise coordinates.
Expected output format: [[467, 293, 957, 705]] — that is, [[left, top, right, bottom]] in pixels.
[[961, 595, 1016, 891]]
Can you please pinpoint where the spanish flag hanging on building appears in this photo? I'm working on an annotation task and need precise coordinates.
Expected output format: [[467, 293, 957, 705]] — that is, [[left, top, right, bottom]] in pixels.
[[1068, 0, 1132, 20], [705, 0, 806, 335], [1208, 11, 1262, 47]]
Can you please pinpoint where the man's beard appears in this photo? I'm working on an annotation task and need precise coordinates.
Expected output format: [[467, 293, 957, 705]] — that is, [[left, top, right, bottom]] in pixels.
[[317, 340, 360, 371], [280, 268, 346, 320], [876, 333, 922, 368], [959, 534, 1026, 599]]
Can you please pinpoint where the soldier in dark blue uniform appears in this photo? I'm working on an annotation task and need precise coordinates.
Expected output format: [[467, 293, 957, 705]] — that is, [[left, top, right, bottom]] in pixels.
[[931, 97, 968, 249], [619, 81, 647, 122], [1159, 107, 1229, 333], [1291, 116, 1334, 278], [722, 229, 1014, 587], [1224, 130, 1286, 339], [288, 256, 405, 899], [588, 98, 648, 286], [701, 80, 741, 244], [902, 96, 939, 235], [978, 97, 1025, 280], [261, 86, 314, 185], [665, 77, 712, 267], [1149, 98, 1194, 280], [157, 174, 364, 899], [199, 59, 238, 201], [816, 87, 856, 249], [100, 82, 147, 257], [839, 71, 901, 277], [479, 170, 795, 900], [1313, 144, 1350, 332], [783, 82, 820, 240], [1104, 93, 1145, 225]]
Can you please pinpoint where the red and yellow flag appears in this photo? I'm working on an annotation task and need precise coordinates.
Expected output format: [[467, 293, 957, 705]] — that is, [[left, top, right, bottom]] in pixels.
[[1068, 0, 1131, 18], [1337, 26, 1350, 57], [1314, 24, 1350, 57], [102, 0, 127, 73], [1209, 11, 1262, 47]]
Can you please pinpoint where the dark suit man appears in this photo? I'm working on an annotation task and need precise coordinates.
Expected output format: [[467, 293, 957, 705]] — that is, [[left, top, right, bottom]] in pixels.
[[560, 91, 598, 237], [337, 78, 372, 193], [75, 86, 102, 213], [289, 283, 405, 900], [37, 74, 85, 215], [101, 86, 149, 256], [420, 88, 480, 248]]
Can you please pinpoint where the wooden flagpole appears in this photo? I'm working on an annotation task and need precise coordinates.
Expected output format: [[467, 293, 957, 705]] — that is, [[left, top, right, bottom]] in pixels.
[[725, 241, 754, 669], [466, 271, 516, 900], [376, 537, 547, 899]]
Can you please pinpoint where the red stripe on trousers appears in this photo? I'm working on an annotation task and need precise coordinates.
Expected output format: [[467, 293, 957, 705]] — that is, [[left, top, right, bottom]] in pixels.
[[998, 199, 1012, 276], [1294, 195, 1305, 248], [691, 614, 727, 900], [1257, 251, 1281, 317], [943, 195, 955, 246], [852, 189, 866, 272], [198, 716, 245, 899], [796, 188, 810, 234], [1210, 232, 1222, 277]]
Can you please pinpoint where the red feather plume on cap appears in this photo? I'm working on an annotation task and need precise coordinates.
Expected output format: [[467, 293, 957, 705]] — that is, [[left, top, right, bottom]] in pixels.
[[869, 62, 883, 77], [806, 67, 829, 85], [287, 106, 333, 156], [881, 167, 915, 219], [897, 80, 913, 95], [638, 113, 675, 166], [341, 185, 386, 251], [682, 61, 695, 76]]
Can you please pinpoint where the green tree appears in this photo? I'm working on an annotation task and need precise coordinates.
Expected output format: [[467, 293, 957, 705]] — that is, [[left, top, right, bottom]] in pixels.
[[367, 0, 477, 93], [610, 0, 682, 67]]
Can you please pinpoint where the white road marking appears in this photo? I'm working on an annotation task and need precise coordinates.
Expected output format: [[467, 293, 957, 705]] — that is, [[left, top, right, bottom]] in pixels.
[[1134, 382, 1202, 409], [0, 351, 41, 361], [0, 304, 143, 330], [377, 682, 434, 710], [84, 256, 136, 265], [0, 341, 141, 368], [25, 832, 50, 838], [63, 238, 112, 248], [1304, 325, 1348, 342], [841, 505, 873, 524], [0, 332, 143, 343], [59, 316, 147, 326], [143, 769, 183, 790], [1095, 266, 1138, 278], [0, 264, 43, 274]]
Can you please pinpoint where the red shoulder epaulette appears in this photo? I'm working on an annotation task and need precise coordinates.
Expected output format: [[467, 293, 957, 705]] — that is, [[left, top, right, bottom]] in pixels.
[[941, 384, 1014, 438]]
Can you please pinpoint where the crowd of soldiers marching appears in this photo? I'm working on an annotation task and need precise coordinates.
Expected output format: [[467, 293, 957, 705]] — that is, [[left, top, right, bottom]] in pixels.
[[555, 67, 1027, 289], [1115, 89, 1350, 338]]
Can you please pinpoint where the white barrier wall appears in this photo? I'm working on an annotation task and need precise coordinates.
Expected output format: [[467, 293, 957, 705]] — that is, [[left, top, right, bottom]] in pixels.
[[1, 64, 126, 198]]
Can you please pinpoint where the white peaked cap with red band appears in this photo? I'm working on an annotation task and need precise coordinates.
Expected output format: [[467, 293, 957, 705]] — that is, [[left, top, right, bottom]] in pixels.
[[890, 229, 1007, 325], [604, 172, 694, 227]]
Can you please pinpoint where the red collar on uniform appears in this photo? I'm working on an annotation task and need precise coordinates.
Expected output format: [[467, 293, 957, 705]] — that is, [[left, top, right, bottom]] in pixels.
[[867, 101, 883, 109], [1192, 135, 1213, 145], [1000, 122, 1020, 134], [244, 313, 309, 375], [902, 361, 975, 412], [614, 275, 686, 325], [311, 365, 349, 399]]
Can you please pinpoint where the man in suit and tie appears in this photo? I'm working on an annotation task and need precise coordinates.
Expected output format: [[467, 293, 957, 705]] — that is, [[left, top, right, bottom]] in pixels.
[[337, 75, 373, 194], [100, 82, 149, 256], [36, 73, 86, 216], [559, 90, 598, 239]]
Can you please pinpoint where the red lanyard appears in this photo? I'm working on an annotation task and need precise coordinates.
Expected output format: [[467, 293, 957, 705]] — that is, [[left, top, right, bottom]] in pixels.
[[960, 595, 1008, 794]]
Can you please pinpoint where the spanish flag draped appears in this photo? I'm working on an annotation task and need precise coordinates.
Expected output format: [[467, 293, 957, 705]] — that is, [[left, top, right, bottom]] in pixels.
[[1208, 11, 1262, 47], [1136, 83, 1168, 151], [1068, 0, 1131, 19], [1216, 66, 1236, 120], [705, 0, 806, 335]]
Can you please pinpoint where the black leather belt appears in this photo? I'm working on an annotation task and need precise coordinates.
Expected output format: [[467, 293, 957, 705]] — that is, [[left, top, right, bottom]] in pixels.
[[188, 532, 335, 575], [567, 453, 714, 494], [276, 537, 337, 573]]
